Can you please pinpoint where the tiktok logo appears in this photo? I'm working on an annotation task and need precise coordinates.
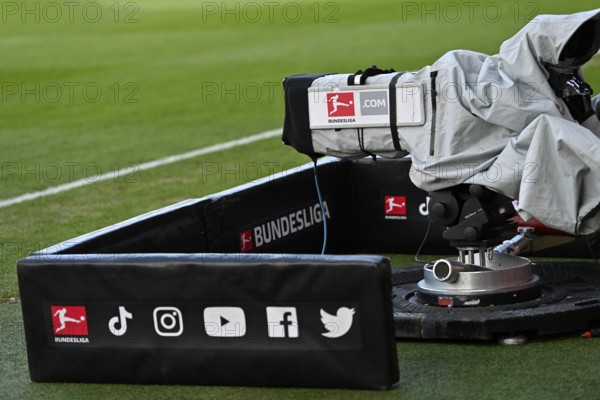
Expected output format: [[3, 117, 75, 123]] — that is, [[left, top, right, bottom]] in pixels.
[[419, 196, 431, 216], [108, 306, 133, 337]]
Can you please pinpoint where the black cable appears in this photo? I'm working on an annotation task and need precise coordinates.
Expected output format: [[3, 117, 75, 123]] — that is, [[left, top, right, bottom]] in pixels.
[[414, 220, 432, 264]]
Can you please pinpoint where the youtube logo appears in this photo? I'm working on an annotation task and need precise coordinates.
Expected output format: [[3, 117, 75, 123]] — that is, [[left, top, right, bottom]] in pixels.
[[203, 307, 246, 337]]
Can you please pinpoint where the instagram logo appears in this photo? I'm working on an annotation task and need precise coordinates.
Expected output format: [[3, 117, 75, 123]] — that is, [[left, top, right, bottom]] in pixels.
[[153, 307, 184, 337]]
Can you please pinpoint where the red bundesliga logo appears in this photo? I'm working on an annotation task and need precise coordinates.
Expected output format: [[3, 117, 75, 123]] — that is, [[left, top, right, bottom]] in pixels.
[[240, 229, 253, 252], [51, 305, 89, 336], [384, 196, 407, 216], [327, 92, 355, 117]]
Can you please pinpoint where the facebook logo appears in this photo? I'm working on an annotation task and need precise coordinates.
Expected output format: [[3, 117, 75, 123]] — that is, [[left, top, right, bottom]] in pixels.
[[266, 307, 299, 338]]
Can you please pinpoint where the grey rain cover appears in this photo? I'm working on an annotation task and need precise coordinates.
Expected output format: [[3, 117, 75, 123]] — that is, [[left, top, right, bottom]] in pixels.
[[308, 9, 600, 234]]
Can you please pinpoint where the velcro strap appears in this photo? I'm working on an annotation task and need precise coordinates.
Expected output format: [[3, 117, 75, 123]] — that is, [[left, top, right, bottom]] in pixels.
[[388, 72, 405, 151]]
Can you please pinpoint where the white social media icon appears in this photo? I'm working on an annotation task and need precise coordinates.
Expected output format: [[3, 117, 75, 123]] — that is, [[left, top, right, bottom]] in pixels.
[[419, 196, 431, 216], [266, 307, 299, 338], [203, 307, 246, 337], [108, 306, 133, 336], [153, 307, 184, 337], [320, 307, 355, 338]]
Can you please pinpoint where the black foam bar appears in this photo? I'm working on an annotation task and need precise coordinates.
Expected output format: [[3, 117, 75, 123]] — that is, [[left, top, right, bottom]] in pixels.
[[348, 158, 452, 254], [43, 198, 211, 255], [30, 157, 590, 260], [204, 158, 356, 254], [18, 253, 399, 389]]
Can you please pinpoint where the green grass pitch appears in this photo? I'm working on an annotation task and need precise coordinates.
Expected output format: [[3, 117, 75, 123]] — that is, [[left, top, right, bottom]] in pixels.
[[2, 0, 600, 398]]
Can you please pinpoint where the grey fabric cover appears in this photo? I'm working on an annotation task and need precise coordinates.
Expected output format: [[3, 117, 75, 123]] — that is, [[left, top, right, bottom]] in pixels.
[[310, 9, 600, 234]]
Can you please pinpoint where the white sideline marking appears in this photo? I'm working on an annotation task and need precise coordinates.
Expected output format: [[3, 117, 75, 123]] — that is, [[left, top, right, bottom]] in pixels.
[[0, 128, 282, 209]]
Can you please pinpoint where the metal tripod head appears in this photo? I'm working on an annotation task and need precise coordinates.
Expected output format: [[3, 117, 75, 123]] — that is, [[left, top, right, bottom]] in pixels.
[[427, 184, 518, 265], [417, 184, 541, 307]]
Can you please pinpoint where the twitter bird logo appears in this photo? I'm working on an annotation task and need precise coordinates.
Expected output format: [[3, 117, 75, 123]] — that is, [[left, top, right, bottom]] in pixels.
[[320, 307, 355, 338]]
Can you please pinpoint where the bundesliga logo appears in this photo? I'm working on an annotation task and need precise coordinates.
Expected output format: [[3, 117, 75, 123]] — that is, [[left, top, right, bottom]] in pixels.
[[384, 196, 407, 220], [240, 229, 253, 252], [51, 305, 90, 343], [327, 92, 355, 117], [51, 305, 88, 336]]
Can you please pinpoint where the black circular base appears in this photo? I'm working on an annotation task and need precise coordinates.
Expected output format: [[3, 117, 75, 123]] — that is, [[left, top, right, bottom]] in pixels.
[[392, 262, 600, 341], [415, 284, 542, 307]]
